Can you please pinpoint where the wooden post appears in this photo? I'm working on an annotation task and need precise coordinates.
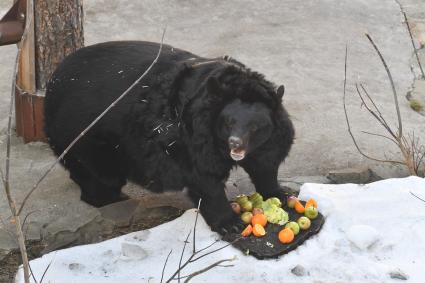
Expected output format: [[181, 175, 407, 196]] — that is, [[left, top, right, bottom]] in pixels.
[[15, 0, 84, 143]]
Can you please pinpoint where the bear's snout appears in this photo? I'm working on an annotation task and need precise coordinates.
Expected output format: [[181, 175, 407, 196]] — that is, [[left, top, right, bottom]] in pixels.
[[228, 136, 243, 149], [228, 136, 246, 161]]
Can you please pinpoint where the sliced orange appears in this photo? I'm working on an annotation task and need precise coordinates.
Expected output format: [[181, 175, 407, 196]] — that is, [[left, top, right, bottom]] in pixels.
[[305, 198, 318, 209], [294, 200, 305, 214], [251, 213, 268, 227], [278, 228, 294, 244], [241, 224, 253, 237], [252, 223, 266, 237]]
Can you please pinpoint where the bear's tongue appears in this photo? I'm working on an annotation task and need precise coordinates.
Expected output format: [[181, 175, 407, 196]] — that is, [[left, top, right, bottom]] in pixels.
[[230, 149, 246, 161]]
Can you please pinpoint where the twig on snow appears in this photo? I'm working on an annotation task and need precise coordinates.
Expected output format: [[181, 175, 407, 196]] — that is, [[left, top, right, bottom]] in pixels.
[[410, 191, 425, 203], [183, 257, 236, 283], [161, 250, 173, 283], [192, 199, 201, 254], [161, 199, 241, 283]]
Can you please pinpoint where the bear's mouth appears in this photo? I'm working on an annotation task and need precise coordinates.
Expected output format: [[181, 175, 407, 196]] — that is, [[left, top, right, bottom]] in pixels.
[[230, 148, 246, 161]]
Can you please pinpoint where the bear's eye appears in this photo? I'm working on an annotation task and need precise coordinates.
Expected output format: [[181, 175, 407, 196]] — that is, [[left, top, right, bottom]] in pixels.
[[250, 125, 258, 132], [225, 117, 235, 127]]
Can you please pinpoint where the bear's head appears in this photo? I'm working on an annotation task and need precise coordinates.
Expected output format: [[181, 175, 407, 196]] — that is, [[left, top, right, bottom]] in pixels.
[[206, 68, 286, 161], [215, 98, 274, 161]]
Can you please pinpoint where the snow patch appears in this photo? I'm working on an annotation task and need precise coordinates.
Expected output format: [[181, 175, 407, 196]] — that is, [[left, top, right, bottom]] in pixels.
[[15, 177, 425, 282]]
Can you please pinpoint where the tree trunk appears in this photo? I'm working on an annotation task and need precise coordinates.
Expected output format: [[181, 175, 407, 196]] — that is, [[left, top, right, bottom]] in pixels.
[[15, 0, 84, 142], [34, 0, 84, 90]]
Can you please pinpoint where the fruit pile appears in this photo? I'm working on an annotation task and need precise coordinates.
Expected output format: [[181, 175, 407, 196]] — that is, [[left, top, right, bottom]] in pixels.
[[231, 193, 319, 245]]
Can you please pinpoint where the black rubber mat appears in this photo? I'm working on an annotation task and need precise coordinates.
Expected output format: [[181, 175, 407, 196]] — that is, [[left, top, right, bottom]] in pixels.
[[222, 201, 325, 259]]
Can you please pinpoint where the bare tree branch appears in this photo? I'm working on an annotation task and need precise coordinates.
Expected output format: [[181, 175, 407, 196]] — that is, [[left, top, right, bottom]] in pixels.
[[193, 199, 201, 254], [39, 254, 55, 283], [21, 210, 40, 231], [410, 191, 425, 203], [403, 12, 425, 78], [178, 231, 191, 283], [163, 203, 240, 283], [359, 84, 397, 139], [360, 131, 398, 146], [183, 257, 236, 283], [365, 33, 402, 139], [355, 84, 395, 137], [189, 238, 241, 263], [342, 45, 405, 165], [1, 1, 37, 280], [161, 250, 173, 283], [195, 239, 220, 254], [17, 28, 167, 215]]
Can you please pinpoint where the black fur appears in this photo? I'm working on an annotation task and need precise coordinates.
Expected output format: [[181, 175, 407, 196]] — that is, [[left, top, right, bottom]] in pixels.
[[44, 41, 295, 233]]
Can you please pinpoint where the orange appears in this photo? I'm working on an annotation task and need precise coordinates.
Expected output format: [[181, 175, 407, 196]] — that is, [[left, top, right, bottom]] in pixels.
[[241, 224, 253, 237], [252, 223, 266, 237], [251, 213, 268, 227], [294, 200, 305, 214], [305, 198, 318, 209], [278, 228, 294, 244]]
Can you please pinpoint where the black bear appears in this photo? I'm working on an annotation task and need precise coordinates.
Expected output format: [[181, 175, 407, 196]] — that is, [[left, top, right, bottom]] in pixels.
[[44, 41, 295, 234]]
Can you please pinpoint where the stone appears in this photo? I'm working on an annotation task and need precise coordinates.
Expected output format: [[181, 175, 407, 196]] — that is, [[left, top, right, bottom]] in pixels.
[[291, 264, 307, 277], [43, 231, 79, 253], [132, 205, 183, 225], [327, 167, 380, 184], [25, 222, 42, 242], [407, 79, 425, 115], [389, 268, 409, 280], [280, 175, 332, 195], [132, 192, 191, 224], [69, 262, 85, 271], [98, 199, 140, 228], [42, 204, 101, 237]]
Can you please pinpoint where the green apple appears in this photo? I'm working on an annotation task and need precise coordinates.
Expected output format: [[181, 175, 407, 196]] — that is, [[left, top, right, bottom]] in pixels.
[[241, 200, 253, 212], [287, 196, 298, 208], [266, 197, 282, 207], [304, 206, 318, 220], [252, 200, 264, 208], [252, 207, 264, 215], [297, 216, 311, 230], [241, 212, 253, 224], [236, 195, 249, 206], [249, 192, 263, 203], [285, 221, 300, 235], [230, 202, 241, 214]]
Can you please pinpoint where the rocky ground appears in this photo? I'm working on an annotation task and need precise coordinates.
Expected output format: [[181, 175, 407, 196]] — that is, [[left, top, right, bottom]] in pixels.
[[1, 0, 425, 281]]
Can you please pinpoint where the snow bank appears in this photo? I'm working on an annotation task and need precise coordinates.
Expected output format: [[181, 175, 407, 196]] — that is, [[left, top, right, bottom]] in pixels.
[[16, 177, 425, 282]]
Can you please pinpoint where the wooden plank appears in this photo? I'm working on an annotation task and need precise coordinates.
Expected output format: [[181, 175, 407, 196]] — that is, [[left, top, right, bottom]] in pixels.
[[14, 87, 23, 136], [32, 94, 46, 141], [16, 0, 36, 93], [20, 93, 35, 143], [15, 88, 46, 142]]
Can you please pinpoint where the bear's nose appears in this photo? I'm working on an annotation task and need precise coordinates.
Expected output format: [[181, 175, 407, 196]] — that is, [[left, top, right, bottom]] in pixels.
[[228, 136, 243, 149]]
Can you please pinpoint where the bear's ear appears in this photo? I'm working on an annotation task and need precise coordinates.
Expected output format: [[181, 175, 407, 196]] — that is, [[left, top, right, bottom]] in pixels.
[[276, 85, 285, 99], [206, 76, 223, 96]]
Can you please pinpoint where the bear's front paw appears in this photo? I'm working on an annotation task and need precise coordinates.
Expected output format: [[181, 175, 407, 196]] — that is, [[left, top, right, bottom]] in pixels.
[[211, 213, 246, 236]]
